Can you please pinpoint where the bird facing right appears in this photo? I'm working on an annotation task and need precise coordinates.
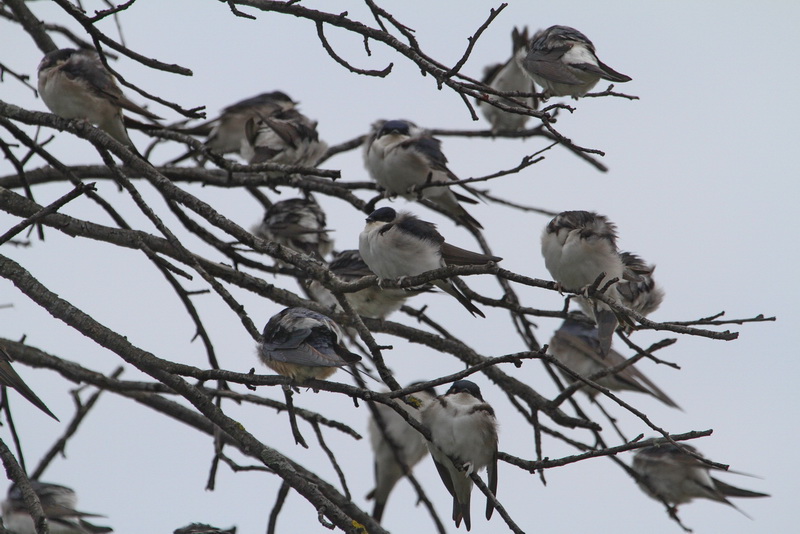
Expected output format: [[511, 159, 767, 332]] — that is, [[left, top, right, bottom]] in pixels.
[[1, 481, 112, 534], [359, 207, 501, 318], [632, 442, 769, 516], [517, 25, 631, 98], [421, 380, 498, 531]]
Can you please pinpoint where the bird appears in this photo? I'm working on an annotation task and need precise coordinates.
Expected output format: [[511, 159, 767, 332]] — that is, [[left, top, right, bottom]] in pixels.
[[0, 346, 58, 421], [252, 197, 334, 261], [478, 26, 538, 131], [306, 249, 425, 320], [632, 442, 769, 516], [421, 380, 498, 531], [614, 251, 665, 329], [517, 25, 631, 98], [366, 383, 438, 522], [363, 120, 483, 230], [359, 207, 502, 318], [257, 307, 361, 383], [240, 107, 327, 167], [1, 480, 112, 533], [168, 91, 297, 164], [548, 314, 679, 408], [173, 524, 236, 534], [541, 210, 633, 355], [37, 48, 161, 154]]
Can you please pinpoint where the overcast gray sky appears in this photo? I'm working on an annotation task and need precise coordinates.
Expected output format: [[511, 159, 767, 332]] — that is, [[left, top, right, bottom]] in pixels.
[[1, 1, 798, 533]]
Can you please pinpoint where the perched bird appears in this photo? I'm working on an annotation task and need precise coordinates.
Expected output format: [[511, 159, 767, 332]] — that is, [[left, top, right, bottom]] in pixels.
[[541, 210, 631, 355], [241, 107, 327, 167], [1, 481, 112, 533], [366, 384, 438, 522], [359, 207, 501, 318], [173, 524, 236, 534], [37, 48, 161, 153], [0, 346, 58, 421], [252, 197, 334, 260], [478, 26, 538, 131], [307, 249, 424, 320], [548, 315, 679, 408], [632, 443, 769, 516], [518, 25, 631, 98], [422, 380, 498, 531], [615, 251, 665, 328], [363, 120, 483, 230], [257, 307, 361, 383]]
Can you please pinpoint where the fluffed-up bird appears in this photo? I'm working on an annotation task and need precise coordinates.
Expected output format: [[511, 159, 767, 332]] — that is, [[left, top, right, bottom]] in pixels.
[[517, 25, 631, 98], [241, 107, 327, 167], [0, 346, 58, 420], [632, 442, 769, 516], [614, 251, 665, 330], [366, 383, 437, 522], [257, 307, 361, 383], [307, 249, 425, 320], [252, 197, 334, 261], [363, 120, 483, 230], [542, 210, 639, 355], [37, 48, 161, 154], [1, 481, 112, 533], [422, 380, 498, 531], [548, 315, 679, 408], [359, 207, 501, 318], [478, 26, 538, 131]]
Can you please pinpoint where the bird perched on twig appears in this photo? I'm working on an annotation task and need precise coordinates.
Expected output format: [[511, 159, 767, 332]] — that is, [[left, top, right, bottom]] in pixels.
[[541, 210, 640, 355], [359, 207, 501, 318], [37, 48, 161, 155], [307, 249, 427, 320], [0, 346, 58, 420], [252, 197, 333, 261], [478, 26, 538, 131], [257, 307, 361, 383], [422, 380, 498, 531], [241, 107, 327, 167], [632, 442, 769, 517], [614, 252, 664, 331], [366, 383, 437, 522], [363, 120, 483, 230], [517, 25, 631, 98], [169, 91, 297, 164], [1, 481, 112, 533], [548, 315, 679, 408]]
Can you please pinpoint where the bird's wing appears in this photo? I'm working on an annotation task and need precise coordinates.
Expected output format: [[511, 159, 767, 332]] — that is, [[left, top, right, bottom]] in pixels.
[[523, 46, 586, 85], [485, 449, 498, 520], [0, 347, 59, 420], [440, 243, 501, 266]]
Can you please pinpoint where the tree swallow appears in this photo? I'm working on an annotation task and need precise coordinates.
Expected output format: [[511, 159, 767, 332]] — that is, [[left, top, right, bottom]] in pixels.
[[421, 380, 499, 531], [307, 249, 424, 320], [241, 108, 327, 167], [615, 251, 664, 330], [37, 48, 161, 153], [0, 346, 58, 420], [359, 207, 501, 318], [257, 307, 361, 383], [478, 26, 538, 131], [1, 481, 112, 533], [366, 383, 437, 522], [518, 25, 631, 98], [548, 315, 679, 408], [252, 197, 334, 261], [632, 443, 769, 515], [541, 210, 631, 355], [363, 120, 483, 230]]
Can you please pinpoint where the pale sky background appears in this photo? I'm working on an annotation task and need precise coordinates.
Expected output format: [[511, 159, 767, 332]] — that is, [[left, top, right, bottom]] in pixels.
[[1, 1, 798, 533]]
